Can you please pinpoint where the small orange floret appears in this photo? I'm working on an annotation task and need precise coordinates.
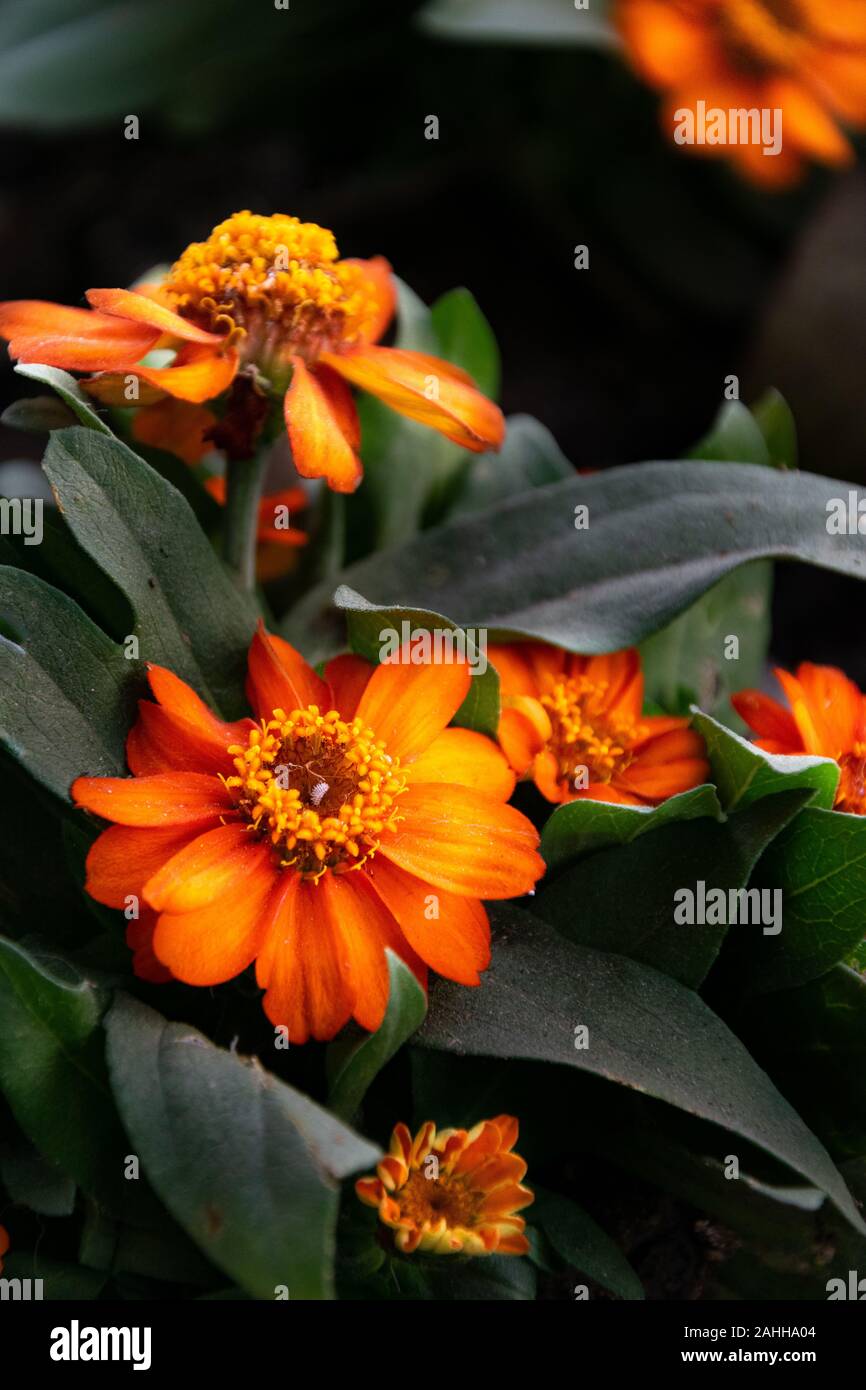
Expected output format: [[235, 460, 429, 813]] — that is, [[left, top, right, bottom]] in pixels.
[[489, 641, 709, 805], [356, 1115, 534, 1256], [733, 660, 866, 813]]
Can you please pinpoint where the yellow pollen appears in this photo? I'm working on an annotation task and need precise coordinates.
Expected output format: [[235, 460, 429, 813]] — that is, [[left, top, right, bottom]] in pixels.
[[162, 210, 384, 369], [541, 676, 640, 787], [836, 742, 866, 816], [224, 705, 406, 879]]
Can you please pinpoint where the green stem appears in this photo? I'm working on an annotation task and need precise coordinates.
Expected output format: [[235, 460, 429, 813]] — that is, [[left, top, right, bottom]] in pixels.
[[223, 451, 269, 592]]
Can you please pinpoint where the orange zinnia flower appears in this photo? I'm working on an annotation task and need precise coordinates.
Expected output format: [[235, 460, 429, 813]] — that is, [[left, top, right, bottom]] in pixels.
[[489, 642, 709, 805], [356, 1116, 533, 1256], [0, 211, 504, 492], [733, 661, 866, 813], [615, 0, 866, 186], [71, 629, 543, 1041]]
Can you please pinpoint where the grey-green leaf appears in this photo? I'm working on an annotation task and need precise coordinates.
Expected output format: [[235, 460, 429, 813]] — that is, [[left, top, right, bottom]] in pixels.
[[105, 994, 381, 1301]]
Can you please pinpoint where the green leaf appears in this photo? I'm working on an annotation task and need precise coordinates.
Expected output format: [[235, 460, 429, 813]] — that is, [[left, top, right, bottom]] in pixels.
[[418, 906, 864, 1233], [687, 401, 771, 466], [640, 562, 773, 721], [2, 394, 77, 433], [284, 461, 866, 658], [0, 566, 134, 801], [530, 1185, 644, 1300], [693, 709, 839, 812], [728, 807, 866, 993], [0, 936, 154, 1222], [752, 388, 798, 470], [446, 414, 573, 519], [43, 427, 261, 718], [14, 363, 113, 434], [430, 287, 500, 399], [0, 1139, 76, 1217], [419, 0, 616, 47], [105, 994, 381, 1301], [737, 966, 866, 1162], [541, 783, 723, 872], [533, 791, 809, 987], [329, 951, 427, 1122], [333, 586, 500, 737], [1, 1252, 107, 1300]]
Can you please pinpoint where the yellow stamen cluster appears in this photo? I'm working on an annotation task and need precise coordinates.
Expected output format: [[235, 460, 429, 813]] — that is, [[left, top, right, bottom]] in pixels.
[[225, 705, 405, 878], [163, 211, 383, 367], [718, 0, 803, 74], [541, 676, 639, 784], [836, 742, 866, 815]]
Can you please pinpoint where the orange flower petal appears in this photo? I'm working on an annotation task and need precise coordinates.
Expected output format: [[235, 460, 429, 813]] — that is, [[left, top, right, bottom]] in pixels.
[[488, 643, 540, 698], [355, 657, 471, 761], [84, 823, 201, 909], [616, 0, 715, 86], [255, 874, 355, 1043], [284, 355, 362, 494], [345, 255, 397, 345], [319, 871, 427, 1032], [72, 771, 233, 827], [322, 344, 505, 453], [365, 855, 490, 985], [574, 649, 643, 721], [131, 398, 218, 464], [324, 653, 374, 719], [0, 299, 159, 370], [143, 823, 267, 913], [152, 852, 277, 985], [127, 909, 174, 983], [766, 77, 853, 165], [126, 703, 237, 777], [131, 343, 239, 404], [245, 624, 329, 719], [381, 782, 543, 898], [790, 661, 865, 754], [731, 688, 801, 748], [498, 698, 553, 776], [403, 727, 515, 801], [85, 288, 225, 345]]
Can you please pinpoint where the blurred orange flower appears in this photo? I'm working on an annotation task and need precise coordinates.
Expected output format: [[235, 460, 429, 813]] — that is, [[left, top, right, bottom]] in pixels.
[[356, 1115, 533, 1255], [733, 661, 866, 812], [0, 211, 504, 491], [489, 642, 708, 805], [615, 0, 866, 186], [72, 628, 543, 1041]]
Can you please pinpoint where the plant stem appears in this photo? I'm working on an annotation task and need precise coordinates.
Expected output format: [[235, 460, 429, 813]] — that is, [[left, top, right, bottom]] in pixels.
[[223, 451, 269, 592]]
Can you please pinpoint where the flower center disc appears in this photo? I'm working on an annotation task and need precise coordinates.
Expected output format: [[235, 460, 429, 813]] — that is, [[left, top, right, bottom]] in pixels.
[[397, 1169, 480, 1229], [225, 706, 405, 879], [163, 210, 383, 367], [541, 676, 639, 785]]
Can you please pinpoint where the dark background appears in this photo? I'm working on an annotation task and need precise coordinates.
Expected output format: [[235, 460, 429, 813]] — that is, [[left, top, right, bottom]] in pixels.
[[0, 0, 863, 672]]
